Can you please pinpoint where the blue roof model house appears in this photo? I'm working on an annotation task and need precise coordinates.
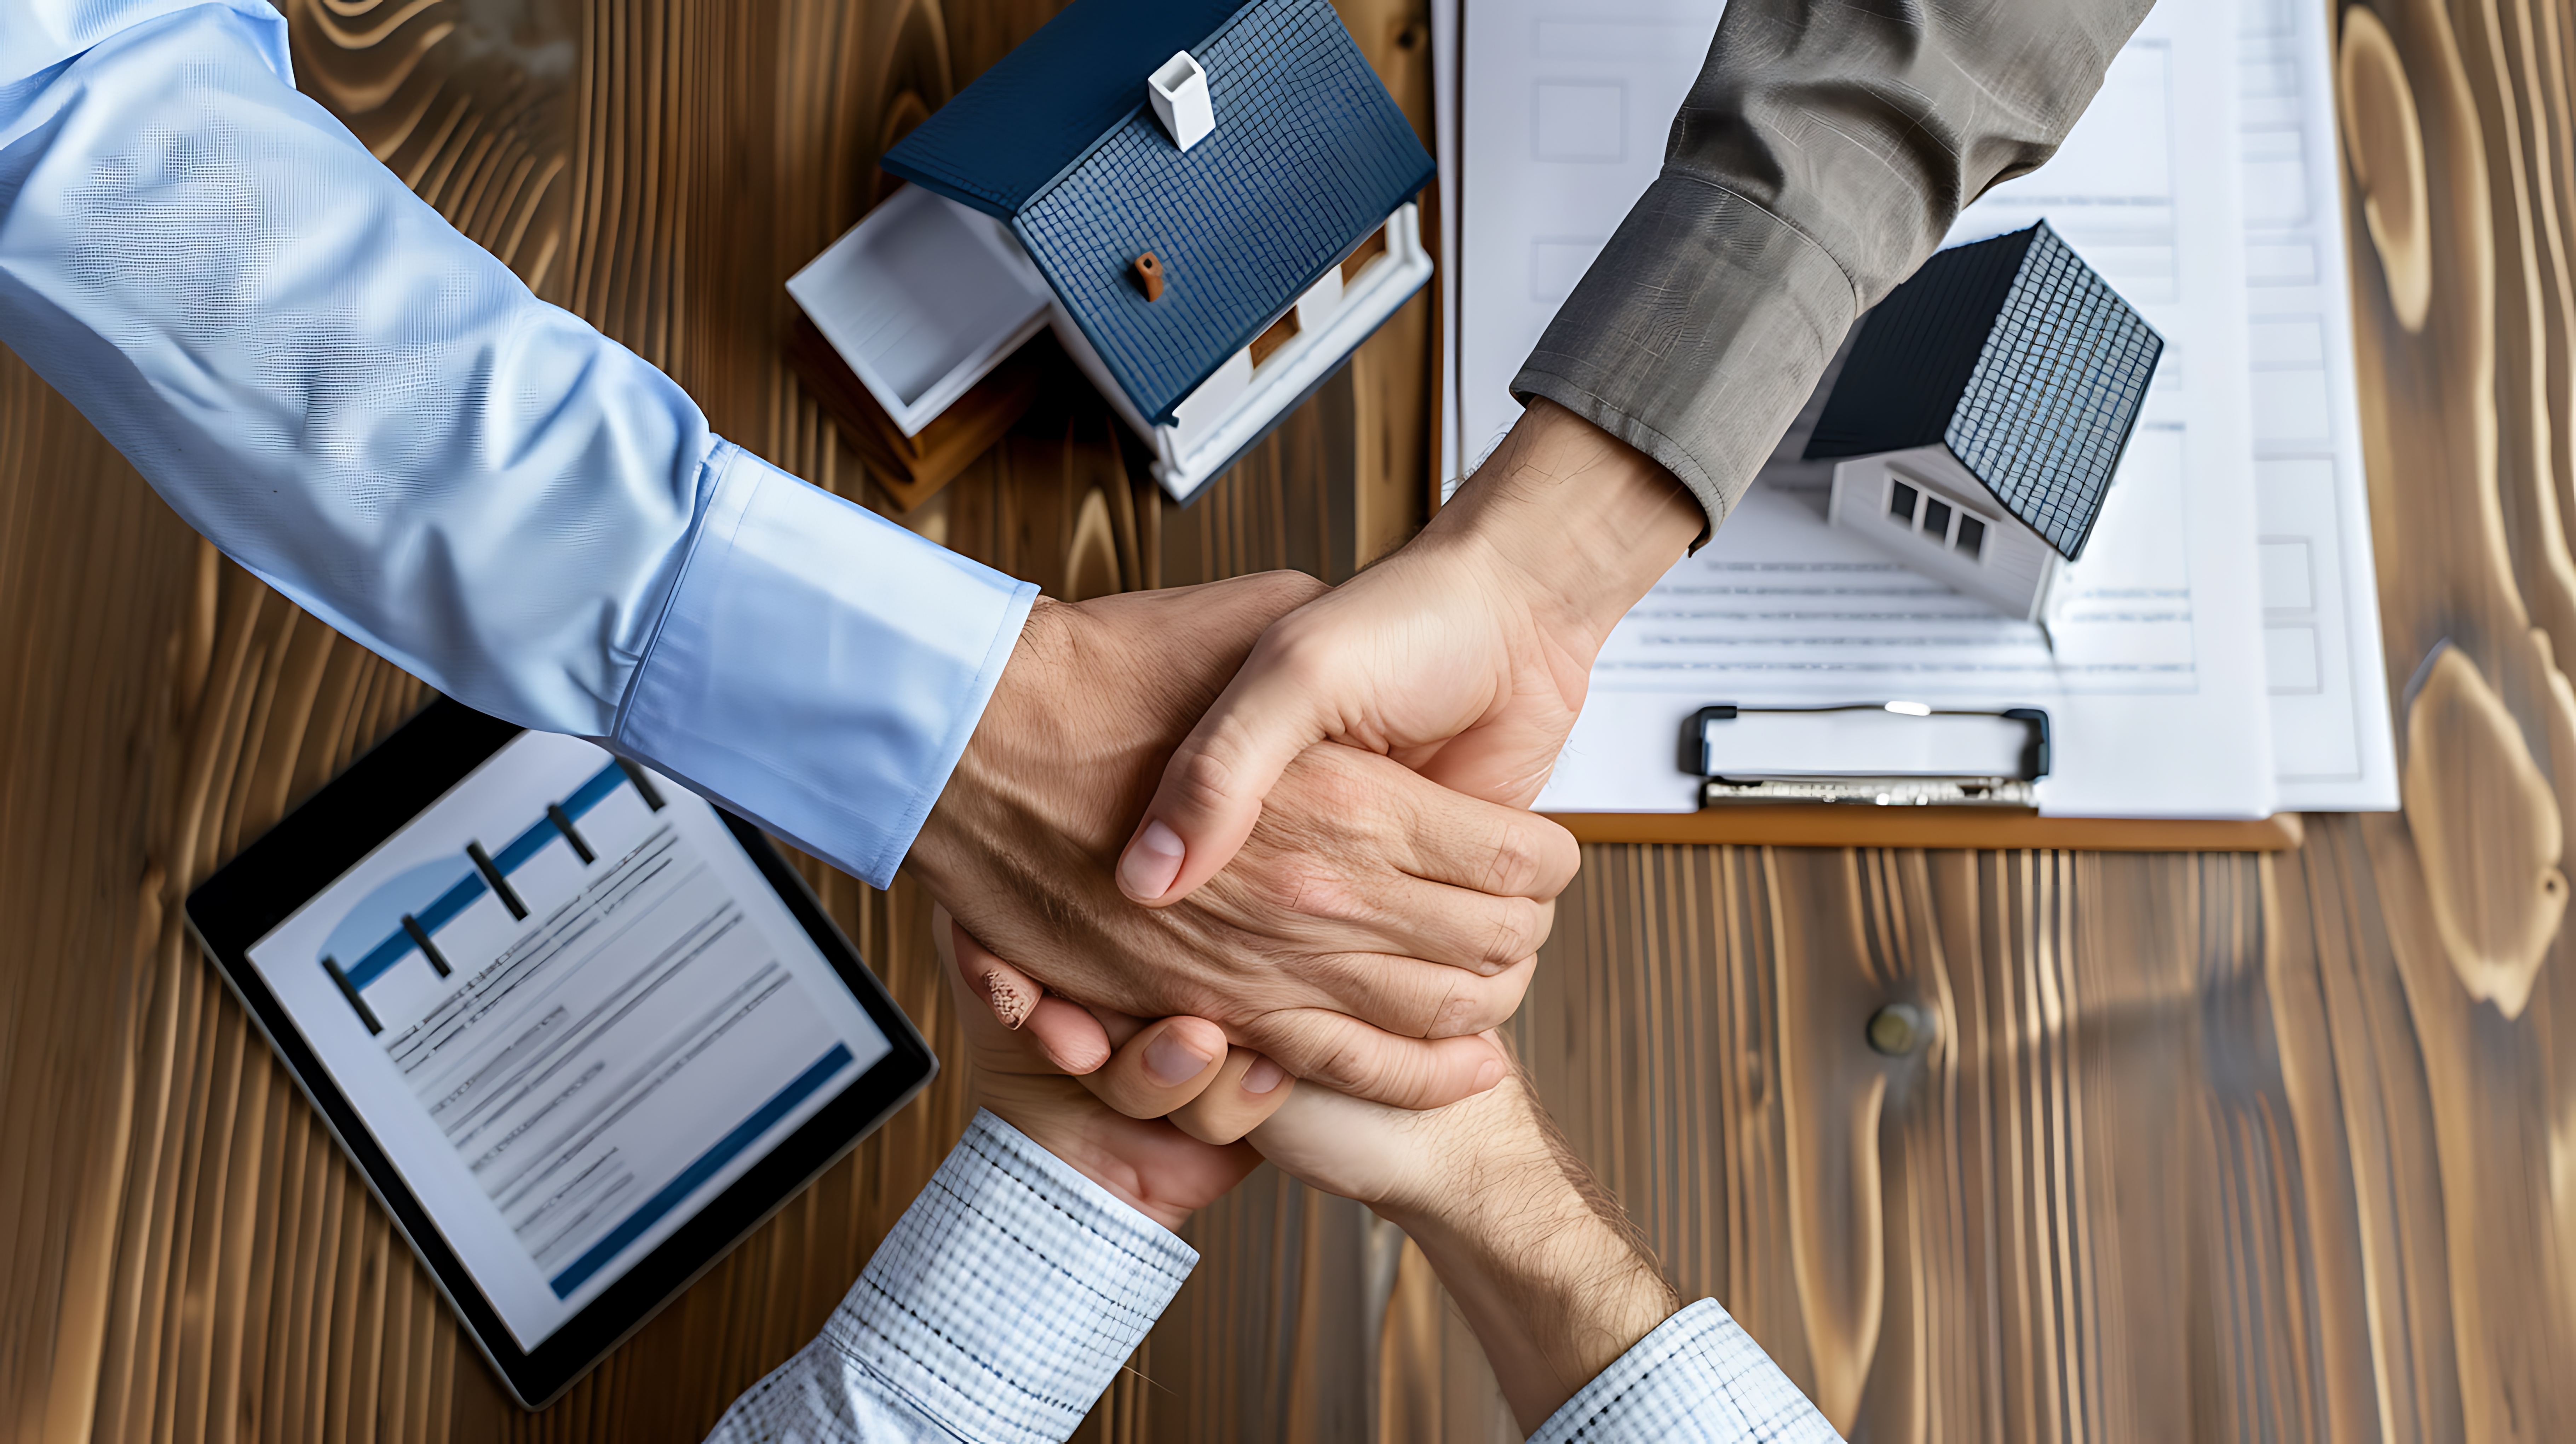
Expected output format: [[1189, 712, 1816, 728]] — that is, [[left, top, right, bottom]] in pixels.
[[1805, 223, 2164, 621], [786, 0, 1436, 504]]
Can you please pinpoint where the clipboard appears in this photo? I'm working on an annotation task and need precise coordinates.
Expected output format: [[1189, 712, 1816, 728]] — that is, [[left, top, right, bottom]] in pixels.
[[1541, 701, 2305, 852]]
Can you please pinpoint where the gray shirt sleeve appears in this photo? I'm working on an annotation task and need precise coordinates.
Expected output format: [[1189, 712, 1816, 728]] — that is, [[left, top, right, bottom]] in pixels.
[[1510, 0, 2157, 531]]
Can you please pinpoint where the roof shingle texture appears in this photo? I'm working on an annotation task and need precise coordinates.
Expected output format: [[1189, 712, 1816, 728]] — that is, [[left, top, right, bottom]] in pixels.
[[1015, 0, 1432, 423], [1947, 227, 2162, 558]]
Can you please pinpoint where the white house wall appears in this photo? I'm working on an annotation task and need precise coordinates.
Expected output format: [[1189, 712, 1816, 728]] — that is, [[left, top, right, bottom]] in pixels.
[[1827, 448, 2060, 621]]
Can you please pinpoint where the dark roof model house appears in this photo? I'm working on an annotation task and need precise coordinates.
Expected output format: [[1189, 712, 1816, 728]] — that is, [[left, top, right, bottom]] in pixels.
[[1805, 222, 2164, 622], [786, 0, 1436, 505]]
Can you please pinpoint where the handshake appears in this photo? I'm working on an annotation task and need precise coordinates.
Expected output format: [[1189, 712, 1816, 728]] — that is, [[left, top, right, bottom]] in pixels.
[[903, 400, 1713, 1430]]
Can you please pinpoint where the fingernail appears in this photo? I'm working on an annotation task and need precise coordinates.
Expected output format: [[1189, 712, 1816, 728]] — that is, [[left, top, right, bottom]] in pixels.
[[1241, 1057, 1287, 1094], [1472, 1059, 1506, 1092], [1119, 819, 1185, 900], [1144, 1028, 1216, 1086], [984, 973, 1033, 1030]]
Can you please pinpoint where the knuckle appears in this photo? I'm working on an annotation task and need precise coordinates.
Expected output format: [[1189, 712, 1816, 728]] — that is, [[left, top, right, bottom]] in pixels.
[[1167, 746, 1245, 820], [1482, 821, 1549, 897], [1304, 1036, 1376, 1095], [1279, 1018, 1430, 1104], [1370, 960, 1459, 1038], [1483, 898, 1543, 966], [1527, 897, 1557, 952], [1427, 975, 1501, 1037]]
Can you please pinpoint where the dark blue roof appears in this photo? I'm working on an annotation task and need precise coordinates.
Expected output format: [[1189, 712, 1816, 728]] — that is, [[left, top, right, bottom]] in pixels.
[[885, 0, 1248, 217], [884, 0, 1434, 427]]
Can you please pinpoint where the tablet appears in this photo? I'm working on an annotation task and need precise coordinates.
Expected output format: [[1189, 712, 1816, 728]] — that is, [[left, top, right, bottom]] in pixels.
[[186, 699, 936, 1408]]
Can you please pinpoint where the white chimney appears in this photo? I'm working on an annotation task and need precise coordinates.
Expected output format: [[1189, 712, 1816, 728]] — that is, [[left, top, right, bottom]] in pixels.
[[1148, 52, 1215, 151]]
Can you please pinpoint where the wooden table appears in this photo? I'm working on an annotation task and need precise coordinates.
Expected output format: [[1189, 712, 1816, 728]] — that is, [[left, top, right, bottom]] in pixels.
[[5, 0, 2571, 1439]]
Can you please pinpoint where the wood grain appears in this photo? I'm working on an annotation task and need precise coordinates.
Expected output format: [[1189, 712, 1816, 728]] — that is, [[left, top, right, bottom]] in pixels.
[[7, 0, 2575, 1440]]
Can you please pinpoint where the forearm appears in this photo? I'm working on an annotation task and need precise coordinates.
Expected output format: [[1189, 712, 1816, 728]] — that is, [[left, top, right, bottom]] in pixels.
[[0, 1, 708, 732], [1428, 399, 1702, 652], [1518, 0, 2157, 530], [1377, 1087, 1845, 1443], [0, 0, 1035, 885], [1384, 1145, 1678, 1434]]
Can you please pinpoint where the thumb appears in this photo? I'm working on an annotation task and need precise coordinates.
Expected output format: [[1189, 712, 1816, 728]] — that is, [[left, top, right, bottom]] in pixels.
[[1117, 649, 1333, 905]]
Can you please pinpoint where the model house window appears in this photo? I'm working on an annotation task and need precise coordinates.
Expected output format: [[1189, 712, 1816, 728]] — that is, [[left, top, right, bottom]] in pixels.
[[1885, 475, 1995, 565], [1342, 225, 1390, 283], [1955, 514, 1986, 560], [1250, 309, 1301, 366]]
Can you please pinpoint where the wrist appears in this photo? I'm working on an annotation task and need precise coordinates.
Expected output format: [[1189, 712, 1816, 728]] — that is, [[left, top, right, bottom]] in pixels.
[[1370, 1086, 1680, 1433], [1432, 398, 1700, 655], [1388, 1171, 1678, 1434], [976, 1088, 1198, 1232]]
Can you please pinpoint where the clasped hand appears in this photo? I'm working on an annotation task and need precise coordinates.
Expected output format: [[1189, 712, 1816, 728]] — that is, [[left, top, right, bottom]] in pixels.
[[912, 400, 1702, 1111], [908, 400, 1708, 1433], [909, 568, 1583, 1108]]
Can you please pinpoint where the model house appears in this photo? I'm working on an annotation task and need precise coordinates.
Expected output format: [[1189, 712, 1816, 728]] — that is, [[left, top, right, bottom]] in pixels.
[[1805, 222, 2163, 621], [787, 0, 1435, 505]]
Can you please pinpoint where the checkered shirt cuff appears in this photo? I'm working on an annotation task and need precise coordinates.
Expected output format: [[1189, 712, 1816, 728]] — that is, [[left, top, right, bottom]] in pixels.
[[1530, 1298, 1845, 1444], [705, 1110, 1196, 1444]]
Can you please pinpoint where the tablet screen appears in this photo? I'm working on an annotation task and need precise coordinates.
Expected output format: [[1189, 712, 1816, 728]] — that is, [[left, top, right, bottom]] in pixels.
[[242, 729, 893, 1352]]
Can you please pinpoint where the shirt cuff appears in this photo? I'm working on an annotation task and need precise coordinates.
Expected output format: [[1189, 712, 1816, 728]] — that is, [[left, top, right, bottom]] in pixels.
[[613, 442, 1037, 887], [830, 1109, 1196, 1443], [1511, 174, 1857, 538], [1530, 1297, 1844, 1444]]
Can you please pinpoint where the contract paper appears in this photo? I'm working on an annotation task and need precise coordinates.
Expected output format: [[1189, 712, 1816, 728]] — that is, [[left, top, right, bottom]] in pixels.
[[2236, 0, 2399, 808], [1512, 0, 2278, 817], [248, 731, 891, 1350]]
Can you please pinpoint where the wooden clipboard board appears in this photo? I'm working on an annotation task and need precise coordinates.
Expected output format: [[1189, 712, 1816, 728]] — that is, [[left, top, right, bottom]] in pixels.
[[1543, 808, 2306, 852]]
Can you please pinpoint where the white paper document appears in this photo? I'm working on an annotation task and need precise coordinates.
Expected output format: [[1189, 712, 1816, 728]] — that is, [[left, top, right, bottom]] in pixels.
[[2235, 0, 2399, 807], [1442, 0, 2393, 816], [248, 732, 892, 1349]]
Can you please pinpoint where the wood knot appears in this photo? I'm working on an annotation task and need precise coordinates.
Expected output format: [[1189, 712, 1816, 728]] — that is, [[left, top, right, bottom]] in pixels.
[[1132, 251, 1166, 302], [1866, 1003, 1932, 1056]]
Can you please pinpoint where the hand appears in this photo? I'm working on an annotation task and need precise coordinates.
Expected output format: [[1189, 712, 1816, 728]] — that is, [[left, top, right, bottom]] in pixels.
[[1249, 1048, 1681, 1433], [937, 909, 1277, 1230], [972, 965, 1680, 1430], [948, 917, 1300, 1152], [909, 575, 1582, 1110], [1114, 400, 1702, 906]]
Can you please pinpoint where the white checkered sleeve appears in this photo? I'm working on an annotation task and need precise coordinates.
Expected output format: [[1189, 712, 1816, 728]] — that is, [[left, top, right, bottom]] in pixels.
[[704, 1110, 1197, 1444], [1529, 1299, 1847, 1444]]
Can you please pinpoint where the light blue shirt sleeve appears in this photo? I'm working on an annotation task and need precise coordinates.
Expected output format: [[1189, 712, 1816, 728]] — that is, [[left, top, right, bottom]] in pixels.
[[704, 1110, 1198, 1444], [0, 0, 1035, 886]]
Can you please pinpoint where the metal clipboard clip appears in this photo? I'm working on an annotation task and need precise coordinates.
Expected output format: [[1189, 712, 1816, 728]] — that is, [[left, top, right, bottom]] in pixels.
[[1683, 703, 2052, 808]]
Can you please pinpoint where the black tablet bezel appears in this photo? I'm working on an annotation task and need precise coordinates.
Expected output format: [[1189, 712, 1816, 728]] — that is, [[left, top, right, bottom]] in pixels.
[[184, 698, 937, 1409]]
